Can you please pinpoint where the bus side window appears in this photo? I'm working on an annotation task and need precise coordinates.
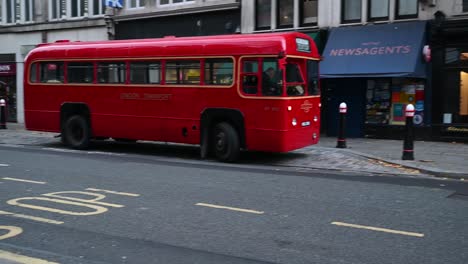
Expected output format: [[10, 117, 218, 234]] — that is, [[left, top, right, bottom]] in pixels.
[[242, 60, 258, 95], [30, 63, 38, 83], [39, 62, 64, 83], [205, 58, 233, 85]]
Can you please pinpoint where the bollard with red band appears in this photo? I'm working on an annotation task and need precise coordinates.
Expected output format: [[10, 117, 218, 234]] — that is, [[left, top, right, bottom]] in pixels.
[[336, 102, 347, 148], [0, 99, 6, 129], [402, 104, 415, 160]]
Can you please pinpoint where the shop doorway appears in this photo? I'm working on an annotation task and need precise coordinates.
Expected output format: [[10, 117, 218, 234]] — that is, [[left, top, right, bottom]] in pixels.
[[324, 79, 366, 137]]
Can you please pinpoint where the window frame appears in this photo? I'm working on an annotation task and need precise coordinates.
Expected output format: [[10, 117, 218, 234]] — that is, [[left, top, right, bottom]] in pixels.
[[368, 0, 389, 22], [341, 0, 362, 24], [300, 0, 318, 27], [156, 0, 194, 7], [276, 0, 294, 29], [2, 0, 33, 24], [395, 0, 419, 20], [255, 0, 272, 30]]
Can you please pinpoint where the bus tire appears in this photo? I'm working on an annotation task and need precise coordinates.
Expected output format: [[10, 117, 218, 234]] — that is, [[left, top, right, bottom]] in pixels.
[[213, 122, 240, 162], [62, 115, 91, 150]]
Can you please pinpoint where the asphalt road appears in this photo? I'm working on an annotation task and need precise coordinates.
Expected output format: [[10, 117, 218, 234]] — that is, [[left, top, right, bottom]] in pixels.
[[0, 144, 467, 264]]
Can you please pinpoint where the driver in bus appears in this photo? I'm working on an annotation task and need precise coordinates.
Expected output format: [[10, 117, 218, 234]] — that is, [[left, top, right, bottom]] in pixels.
[[262, 67, 281, 96]]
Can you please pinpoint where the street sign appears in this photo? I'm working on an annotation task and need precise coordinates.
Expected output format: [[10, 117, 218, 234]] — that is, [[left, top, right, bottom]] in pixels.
[[106, 0, 123, 8]]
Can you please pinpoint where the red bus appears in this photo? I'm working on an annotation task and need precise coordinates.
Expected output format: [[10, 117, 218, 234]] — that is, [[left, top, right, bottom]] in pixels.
[[24, 32, 321, 162]]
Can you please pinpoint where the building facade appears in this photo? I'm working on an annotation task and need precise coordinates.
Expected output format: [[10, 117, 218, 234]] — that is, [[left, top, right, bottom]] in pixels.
[[0, 0, 108, 123]]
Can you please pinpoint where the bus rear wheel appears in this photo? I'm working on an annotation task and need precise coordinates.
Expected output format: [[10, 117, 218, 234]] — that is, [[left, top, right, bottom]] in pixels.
[[62, 115, 91, 150], [213, 122, 240, 162]]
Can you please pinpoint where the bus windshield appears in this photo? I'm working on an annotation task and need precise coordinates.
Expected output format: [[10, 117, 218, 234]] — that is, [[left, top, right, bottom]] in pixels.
[[286, 62, 305, 96]]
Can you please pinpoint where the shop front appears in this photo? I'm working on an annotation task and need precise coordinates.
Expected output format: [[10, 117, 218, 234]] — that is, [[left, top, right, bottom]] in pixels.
[[0, 62, 17, 122], [431, 18, 468, 142], [320, 21, 430, 139]]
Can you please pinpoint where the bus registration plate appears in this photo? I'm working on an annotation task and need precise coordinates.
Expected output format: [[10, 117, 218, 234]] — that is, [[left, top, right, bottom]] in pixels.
[[301, 121, 311, 127]]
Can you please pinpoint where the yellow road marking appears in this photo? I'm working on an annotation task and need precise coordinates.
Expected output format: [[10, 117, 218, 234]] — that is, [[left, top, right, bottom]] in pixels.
[[7, 197, 108, 216], [0, 210, 63, 225], [331, 221, 424, 238], [0, 249, 58, 264], [195, 203, 264, 214], [0, 226, 23, 240], [42, 192, 124, 208], [86, 188, 140, 197], [2, 177, 46, 184]]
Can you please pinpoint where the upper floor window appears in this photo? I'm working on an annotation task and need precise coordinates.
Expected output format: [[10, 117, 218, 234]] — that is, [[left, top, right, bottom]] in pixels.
[[342, 0, 361, 23], [92, 0, 105, 16], [127, 0, 146, 9], [50, 0, 67, 20], [396, 0, 418, 19], [2, 0, 33, 24], [158, 0, 193, 6], [368, 0, 389, 21], [301, 0, 318, 26], [463, 0, 468, 12], [278, 0, 294, 28], [256, 0, 271, 30], [71, 0, 88, 18]]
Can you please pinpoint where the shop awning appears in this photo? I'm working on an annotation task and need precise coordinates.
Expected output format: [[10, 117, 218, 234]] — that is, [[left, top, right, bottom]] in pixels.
[[320, 21, 427, 78]]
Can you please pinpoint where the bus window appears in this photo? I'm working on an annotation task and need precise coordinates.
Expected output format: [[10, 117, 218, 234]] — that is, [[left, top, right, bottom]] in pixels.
[[68, 62, 94, 83], [98, 62, 126, 84], [130, 62, 161, 84], [241, 60, 258, 95], [165, 60, 200, 85], [262, 59, 282, 96], [307, 60, 320, 95], [285, 62, 305, 96], [205, 59, 233, 85], [30, 63, 38, 83], [39, 62, 64, 83]]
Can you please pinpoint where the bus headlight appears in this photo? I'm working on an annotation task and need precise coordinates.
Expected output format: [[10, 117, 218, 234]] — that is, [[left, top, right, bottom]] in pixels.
[[292, 118, 297, 126], [288, 106, 292, 111]]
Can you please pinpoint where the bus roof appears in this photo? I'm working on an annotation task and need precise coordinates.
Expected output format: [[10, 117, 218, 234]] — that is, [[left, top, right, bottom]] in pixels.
[[26, 32, 320, 61]]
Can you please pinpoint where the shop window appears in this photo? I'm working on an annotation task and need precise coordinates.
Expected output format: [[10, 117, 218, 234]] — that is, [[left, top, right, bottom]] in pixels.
[[241, 60, 259, 95], [256, 0, 271, 30], [342, 0, 361, 23], [278, 0, 294, 28], [368, 0, 389, 21], [98, 63, 126, 84], [301, 0, 318, 26], [396, 0, 418, 19], [460, 71, 468, 116], [158, 0, 193, 5], [39, 62, 65, 83], [204, 59, 233, 86], [464, 0, 468, 13], [67, 62, 94, 83], [165, 60, 200, 85], [130, 62, 161, 84]]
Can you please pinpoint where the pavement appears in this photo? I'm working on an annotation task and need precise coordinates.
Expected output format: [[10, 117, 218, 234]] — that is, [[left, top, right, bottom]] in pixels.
[[1, 122, 467, 180]]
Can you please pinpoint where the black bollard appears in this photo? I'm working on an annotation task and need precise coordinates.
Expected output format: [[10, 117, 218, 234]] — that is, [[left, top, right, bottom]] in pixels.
[[0, 99, 6, 129], [402, 104, 415, 160], [336, 102, 347, 148]]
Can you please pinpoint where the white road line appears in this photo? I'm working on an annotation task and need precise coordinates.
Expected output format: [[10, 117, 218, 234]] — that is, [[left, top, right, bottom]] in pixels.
[[0, 249, 59, 264], [2, 177, 46, 184], [331, 221, 424, 238], [195, 203, 264, 214], [0, 210, 63, 225], [0, 163, 10, 167], [86, 188, 140, 197]]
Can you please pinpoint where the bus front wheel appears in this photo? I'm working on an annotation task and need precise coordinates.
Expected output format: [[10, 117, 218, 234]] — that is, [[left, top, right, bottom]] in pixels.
[[62, 115, 91, 150], [213, 122, 240, 162]]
